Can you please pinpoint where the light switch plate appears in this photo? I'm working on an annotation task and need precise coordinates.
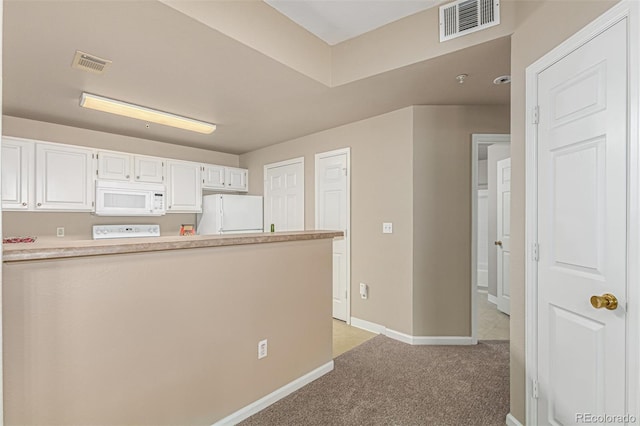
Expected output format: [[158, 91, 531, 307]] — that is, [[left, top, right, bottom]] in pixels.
[[382, 222, 393, 234]]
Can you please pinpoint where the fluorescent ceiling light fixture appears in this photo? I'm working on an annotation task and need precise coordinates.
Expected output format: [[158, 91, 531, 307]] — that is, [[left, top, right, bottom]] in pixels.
[[79, 93, 216, 134]]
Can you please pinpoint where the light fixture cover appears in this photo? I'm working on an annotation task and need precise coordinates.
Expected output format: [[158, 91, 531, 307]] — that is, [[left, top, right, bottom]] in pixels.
[[79, 93, 216, 134]]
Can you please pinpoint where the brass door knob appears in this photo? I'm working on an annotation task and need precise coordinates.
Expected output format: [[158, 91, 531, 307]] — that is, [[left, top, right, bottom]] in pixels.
[[494, 240, 503, 247], [590, 293, 618, 310]]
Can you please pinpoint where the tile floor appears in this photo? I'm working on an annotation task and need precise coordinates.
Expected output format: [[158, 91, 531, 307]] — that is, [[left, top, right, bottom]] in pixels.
[[477, 289, 510, 340], [332, 319, 377, 358], [332, 290, 509, 357]]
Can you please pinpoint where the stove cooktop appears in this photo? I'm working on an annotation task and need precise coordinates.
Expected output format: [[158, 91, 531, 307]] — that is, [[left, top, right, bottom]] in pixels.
[[92, 224, 160, 240]]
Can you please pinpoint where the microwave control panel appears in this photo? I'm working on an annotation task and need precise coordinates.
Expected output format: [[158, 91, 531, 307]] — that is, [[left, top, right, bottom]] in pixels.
[[153, 192, 164, 211], [93, 224, 161, 240]]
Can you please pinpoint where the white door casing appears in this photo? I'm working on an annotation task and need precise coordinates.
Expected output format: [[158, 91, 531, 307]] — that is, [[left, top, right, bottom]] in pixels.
[[477, 189, 489, 288], [471, 134, 510, 341], [525, 4, 639, 424], [496, 158, 511, 316], [263, 158, 304, 232], [315, 148, 350, 322]]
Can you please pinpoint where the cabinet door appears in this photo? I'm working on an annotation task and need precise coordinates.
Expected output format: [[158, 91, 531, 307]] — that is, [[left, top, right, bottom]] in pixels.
[[2, 137, 33, 210], [226, 167, 248, 192], [35, 143, 95, 211], [202, 164, 226, 189], [166, 160, 202, 212], [97, 151, 131, 181], [134, 156, 164, 183]]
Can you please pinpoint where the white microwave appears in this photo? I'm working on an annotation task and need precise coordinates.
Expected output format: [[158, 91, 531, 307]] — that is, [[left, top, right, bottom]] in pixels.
[[95, 180, 166, 216]]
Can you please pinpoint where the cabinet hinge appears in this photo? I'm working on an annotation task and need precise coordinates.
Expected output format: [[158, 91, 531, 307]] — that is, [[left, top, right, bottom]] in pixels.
[[532, 380, 539, 399], [532, 243, 540, 262], [343, 168, 348, 176], [96, 170, 98, 176], [93, 153, 97, 159], [532, 106, 540, 125], [92, 201, 95, 207]]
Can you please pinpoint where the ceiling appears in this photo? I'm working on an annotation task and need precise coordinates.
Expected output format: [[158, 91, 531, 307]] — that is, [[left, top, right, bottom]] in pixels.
[[3, 0, 510, 155], [264, 0, 443, 45]]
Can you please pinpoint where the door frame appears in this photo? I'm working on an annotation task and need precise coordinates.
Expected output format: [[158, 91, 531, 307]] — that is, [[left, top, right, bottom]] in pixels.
[[470, 134, 510, 342], [263, 156, 304, 232], [524, 2, 640, 424], [315, 147, 351, 324]]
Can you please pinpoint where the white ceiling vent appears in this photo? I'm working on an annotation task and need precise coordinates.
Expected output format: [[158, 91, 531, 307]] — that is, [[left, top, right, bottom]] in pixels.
[[71, 50, 112, 74], [439, 0, 500, 42]]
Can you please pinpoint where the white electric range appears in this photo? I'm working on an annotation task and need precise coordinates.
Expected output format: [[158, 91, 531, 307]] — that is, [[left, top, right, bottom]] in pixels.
[[92, 224, 161, 240]]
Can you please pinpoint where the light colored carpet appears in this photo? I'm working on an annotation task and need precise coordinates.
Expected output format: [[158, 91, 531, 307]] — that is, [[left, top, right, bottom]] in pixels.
[[241, 335, 509, 425]]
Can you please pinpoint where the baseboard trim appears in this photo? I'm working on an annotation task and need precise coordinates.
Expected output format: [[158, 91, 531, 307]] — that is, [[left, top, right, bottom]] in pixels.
[[212, 361, 334, 426], [350, 317, 475, 346], [488, 294, 498, 305], [506, 413, 524, 426], [350, 317, 384, 334]]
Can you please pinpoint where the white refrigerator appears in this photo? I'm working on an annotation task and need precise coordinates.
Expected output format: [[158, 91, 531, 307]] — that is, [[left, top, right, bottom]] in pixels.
[[197, 194, 263, 235]]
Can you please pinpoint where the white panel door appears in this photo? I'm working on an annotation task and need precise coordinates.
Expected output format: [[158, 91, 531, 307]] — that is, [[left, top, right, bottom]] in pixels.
[[97, 151, 131, 181], [202, 165, 226, 190], [496, 158, 511, 315], [537, 20, 627, 424], [2, 137, 33, 210], [166, 160, 202, 213], [226, 167, 248, 192], [35, 143, 95, 211], [264, 159, 304, 232], [316, 150, 349, 322], [134, 156, 164, 183]]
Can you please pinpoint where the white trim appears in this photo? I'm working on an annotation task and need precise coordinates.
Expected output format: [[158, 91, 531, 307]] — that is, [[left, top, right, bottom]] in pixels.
[[212, 361, 334, 426], [350, 317, 384, 334], [471, 134, 510, 343], [505, 413, 524, 426], [316, 148, 351, 324], [263, 157, 305, 232], [524, 3, 640, 425], [488, 294, 498, 305], [350, 317, 476, 345]]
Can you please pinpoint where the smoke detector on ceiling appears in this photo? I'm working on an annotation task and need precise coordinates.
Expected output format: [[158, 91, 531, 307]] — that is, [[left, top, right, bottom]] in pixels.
[[71, 50, 112, 74]]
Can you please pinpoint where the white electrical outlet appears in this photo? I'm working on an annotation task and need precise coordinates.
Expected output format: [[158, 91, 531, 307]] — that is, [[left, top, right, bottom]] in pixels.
[[258, 339, 268, 359], [359, 282, 368, 300], [56, 227, 65, 237], [382, 222, 393, 234]]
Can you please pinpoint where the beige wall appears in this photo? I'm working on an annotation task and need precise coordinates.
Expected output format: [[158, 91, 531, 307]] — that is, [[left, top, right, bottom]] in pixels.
[[241, 105, 510, 336], [509, 1, 619, 423], [241, 107, 415, 334], [412, 106, 510, 336], [3, 239, 333, 424], [2, 116, 240, 239]]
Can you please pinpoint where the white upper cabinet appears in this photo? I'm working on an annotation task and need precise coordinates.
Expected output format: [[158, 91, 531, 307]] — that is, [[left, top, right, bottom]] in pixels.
[[2, 137, 34, 210], [166, 159, 202, 213], [97, 151, 131, 181], [98, 151, 164, 184], [202, 164, 248, 192], [134, 156, 164, 184], [202, 164, 226, 190], [226, 167, 248, 191], [35, 142, 95, 211]]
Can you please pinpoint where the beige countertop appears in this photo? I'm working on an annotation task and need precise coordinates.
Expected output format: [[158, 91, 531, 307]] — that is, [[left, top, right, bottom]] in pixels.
[[2, 230, 343, 262]]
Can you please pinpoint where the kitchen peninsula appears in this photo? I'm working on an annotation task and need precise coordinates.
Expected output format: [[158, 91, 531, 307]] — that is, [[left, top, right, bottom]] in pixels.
[[3, 230, 341, 425]]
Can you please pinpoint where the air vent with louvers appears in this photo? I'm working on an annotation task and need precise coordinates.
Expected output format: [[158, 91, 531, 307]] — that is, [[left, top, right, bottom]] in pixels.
[[439, 0, 500, 42], [71, 50, 112, 74]]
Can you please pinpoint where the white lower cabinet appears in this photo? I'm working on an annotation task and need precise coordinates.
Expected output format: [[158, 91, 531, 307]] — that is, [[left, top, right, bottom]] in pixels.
[[35, 143, 96, 211], [166, 160, 202, 212], [2, 137, 33, 210]]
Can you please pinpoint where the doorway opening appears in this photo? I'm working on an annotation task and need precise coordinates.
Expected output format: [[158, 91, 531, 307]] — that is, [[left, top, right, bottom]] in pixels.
[[471, 134, 510, 341]]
